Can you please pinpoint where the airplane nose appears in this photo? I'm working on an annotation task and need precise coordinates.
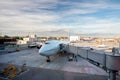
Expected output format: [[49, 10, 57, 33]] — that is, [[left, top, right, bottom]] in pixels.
[[39, 52, 46, 56], [39, 48, 58, 56], [39, 50, 45, 56], [39, 49, 51, 56], [39, 43, 59, 56], [39, 51, 47, 56]]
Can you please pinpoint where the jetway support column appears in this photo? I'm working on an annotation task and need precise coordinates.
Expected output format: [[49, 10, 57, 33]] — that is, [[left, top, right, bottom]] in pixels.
[[109, 70, 117, 80]]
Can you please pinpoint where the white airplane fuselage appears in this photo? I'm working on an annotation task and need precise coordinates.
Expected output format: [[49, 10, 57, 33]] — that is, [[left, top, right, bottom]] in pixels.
[[39, 40, 67, 57]]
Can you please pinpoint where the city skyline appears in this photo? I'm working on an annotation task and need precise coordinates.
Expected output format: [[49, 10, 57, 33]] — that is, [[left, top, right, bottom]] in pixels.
[[0, 0, 120, 36]]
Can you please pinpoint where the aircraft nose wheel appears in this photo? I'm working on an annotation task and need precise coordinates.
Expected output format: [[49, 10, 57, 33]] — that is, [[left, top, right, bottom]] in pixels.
[[46, 57, 51, 62], [46, 59, 51, 62]]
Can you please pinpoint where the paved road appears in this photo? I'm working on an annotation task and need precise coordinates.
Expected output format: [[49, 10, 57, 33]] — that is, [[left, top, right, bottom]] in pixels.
[[0, 48, 110, 80], [0, 63, 108, 80]]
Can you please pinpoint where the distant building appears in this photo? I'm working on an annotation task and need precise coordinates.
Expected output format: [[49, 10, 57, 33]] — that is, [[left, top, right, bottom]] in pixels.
[[17, 34, 39, 45], [17, 37, 30, 45], [0, 38, 17, 50], [82, 37, 93, 41], [105, 39, 115, 42], [23, 38, 30, 42], [2, 38, 17, 45], [29, 35, 36, 38], [69, 36, 80, 42], [17, 40, 27, 44]]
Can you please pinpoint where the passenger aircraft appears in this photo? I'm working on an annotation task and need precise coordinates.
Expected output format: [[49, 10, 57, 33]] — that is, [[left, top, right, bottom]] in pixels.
[[39, 40, 68, 62]]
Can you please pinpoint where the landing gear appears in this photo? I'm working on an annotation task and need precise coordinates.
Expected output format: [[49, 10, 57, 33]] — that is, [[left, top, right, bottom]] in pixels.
[[46, 57, 51, 62], [68, 54, 78, 62]]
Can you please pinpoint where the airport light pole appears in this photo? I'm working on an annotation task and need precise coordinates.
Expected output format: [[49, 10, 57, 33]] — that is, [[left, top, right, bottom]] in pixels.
[[118, 40, 120, 49]]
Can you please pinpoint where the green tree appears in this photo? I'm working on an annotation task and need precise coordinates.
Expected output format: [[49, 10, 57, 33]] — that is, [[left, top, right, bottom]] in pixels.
[[13, 36, 23, 40], [3, 35, 10, 39]]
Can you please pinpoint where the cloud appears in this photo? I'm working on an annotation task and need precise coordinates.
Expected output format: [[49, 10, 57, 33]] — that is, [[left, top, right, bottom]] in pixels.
[[0, 14, 61, 31], [0, 0, 120, 36], [76, 20, 120, 33], [57, 0, 120, 16], [0, 0, 61, 33]]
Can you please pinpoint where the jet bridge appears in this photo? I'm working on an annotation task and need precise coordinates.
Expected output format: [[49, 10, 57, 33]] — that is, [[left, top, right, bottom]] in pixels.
[[106, 53, 120, 80], [66, 45, 120, 80]]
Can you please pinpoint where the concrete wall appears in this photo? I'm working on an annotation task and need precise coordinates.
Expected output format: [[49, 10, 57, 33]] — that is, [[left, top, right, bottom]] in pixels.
[[4, 44, 28, 52]]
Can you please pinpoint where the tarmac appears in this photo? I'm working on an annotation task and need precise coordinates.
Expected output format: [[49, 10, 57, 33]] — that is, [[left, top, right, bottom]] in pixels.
[[0, 48, 109, 80]]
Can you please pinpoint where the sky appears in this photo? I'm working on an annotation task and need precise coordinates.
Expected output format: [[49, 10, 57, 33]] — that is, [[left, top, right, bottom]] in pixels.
[[0, 0, 120, 36]]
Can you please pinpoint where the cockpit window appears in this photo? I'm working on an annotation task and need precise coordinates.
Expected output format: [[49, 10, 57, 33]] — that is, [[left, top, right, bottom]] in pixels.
[[45, 42, 50, 44]]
